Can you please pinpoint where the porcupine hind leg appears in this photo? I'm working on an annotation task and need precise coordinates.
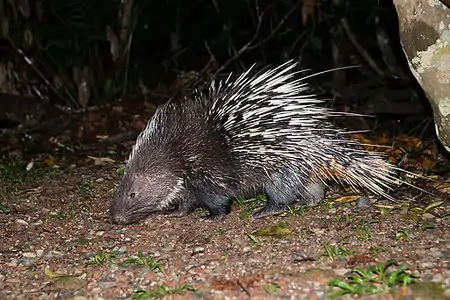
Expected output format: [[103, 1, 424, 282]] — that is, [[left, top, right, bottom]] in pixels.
[[192, 188, 233, 220], [252, 172, 299, 217], [299, 179, 327, 206], [253, 176, 326, 218]]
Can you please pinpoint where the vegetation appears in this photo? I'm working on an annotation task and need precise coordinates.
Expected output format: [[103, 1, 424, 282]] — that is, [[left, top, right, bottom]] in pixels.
[[319, 244, 352, 262], [1, 0, 404, 108], [75, 181, 94, 200], [85, 249, 118, 266], [119, 252, 162, 272], [328, 260, 419, 299]]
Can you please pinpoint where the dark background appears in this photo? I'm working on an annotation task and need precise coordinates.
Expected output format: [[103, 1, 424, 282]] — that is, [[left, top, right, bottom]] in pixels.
[[0, 0, 435, 159]]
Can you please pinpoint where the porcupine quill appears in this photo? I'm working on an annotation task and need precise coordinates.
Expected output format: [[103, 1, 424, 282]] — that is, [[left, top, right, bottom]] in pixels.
[[110, 61, 423, 225]]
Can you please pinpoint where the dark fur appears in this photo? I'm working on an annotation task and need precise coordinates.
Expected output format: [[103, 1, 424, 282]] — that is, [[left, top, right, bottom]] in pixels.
[[110, 100, 326, 225]]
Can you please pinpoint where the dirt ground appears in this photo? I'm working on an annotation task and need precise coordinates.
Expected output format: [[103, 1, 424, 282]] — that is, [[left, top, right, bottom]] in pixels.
[[1, 164, 449, 299]]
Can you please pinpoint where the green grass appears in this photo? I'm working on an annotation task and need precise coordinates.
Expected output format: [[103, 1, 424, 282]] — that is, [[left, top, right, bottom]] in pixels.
[[264, 282, 282, 294], [328, 260, 419, 299], [75, 181, 94, 200], [56, 210, 77, 220], [285, 204, 309, 216], [132, 284, 197, 299], [319, 244, 352, 262], [0, 162, 55, 185], [247, 233, 259, 250], [0, 203, 8, 213], [395, 229, 411, 241], [86, 249, 163, 272], [235, 194, 310, 218], [0, 162, 56, 206], [85, 249, 118, 266], [356, 220, 379, 241], [119, 252, 162, 271], [235, 194, 267, 218]]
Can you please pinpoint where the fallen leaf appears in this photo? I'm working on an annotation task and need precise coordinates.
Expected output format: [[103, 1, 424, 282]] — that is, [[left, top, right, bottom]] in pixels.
[[334, 195, 360, 204], [252, 224, 292, 237], [87, 156, 115, 165]]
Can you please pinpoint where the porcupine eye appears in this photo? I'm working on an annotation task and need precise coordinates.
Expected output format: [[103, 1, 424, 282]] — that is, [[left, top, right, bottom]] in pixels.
[[130, 192, 136, 198]]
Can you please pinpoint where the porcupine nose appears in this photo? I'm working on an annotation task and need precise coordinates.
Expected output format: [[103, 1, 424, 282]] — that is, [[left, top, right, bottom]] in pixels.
[[111, 213, 129, 225], [110, 206, 131, 225]]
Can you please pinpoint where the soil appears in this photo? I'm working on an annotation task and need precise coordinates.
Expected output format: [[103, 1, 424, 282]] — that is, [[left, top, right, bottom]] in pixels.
[[0, 164, 449, 300]]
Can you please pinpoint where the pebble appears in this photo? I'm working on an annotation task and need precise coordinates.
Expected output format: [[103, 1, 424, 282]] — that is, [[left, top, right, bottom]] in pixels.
[[98, 281, 117, 289], [356, 196, 371, 210], [22, 252, 37, 258], [16, 219, 29, 226], [333, 268, 350, 276], [193, 247, 205, 254], [38, 294, 50, 300]]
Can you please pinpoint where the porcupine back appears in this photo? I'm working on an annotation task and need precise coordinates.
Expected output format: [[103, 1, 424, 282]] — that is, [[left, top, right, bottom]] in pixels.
[[110, 61, 399, 225], [206, 62, 397, 196]]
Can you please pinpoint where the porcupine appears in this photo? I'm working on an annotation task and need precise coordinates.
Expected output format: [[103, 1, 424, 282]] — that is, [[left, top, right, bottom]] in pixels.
[[110, 61, 403, 225]]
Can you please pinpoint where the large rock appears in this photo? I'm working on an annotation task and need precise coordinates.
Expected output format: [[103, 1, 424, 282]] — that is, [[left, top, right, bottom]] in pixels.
[[393, 0, 450, 150]]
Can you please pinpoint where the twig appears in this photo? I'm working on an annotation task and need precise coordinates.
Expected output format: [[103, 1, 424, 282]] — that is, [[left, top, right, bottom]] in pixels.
[[7, 38, 79, 108], [212, 0, 299, 76], [213, 2, 270, 76], [340, 18, 384, 76]]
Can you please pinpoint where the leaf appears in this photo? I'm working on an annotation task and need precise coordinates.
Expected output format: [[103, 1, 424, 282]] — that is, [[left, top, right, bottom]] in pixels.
[[106, 26, 120, 62], [424, 201, 444, 212], [44, 267, 73, 279], [87, 156, 115, 165], [329, 279, 354, 291], [335, 195, 360, 203], [302, 0, 317, 26], [252, 224, 292, 237]]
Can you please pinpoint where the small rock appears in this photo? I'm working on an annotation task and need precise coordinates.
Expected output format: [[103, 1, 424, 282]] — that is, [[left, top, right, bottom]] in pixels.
[[6, 259, 18, 267], [334, 268, 350, 276], [98, 281, 117, 289], [22, 252, 37, 258], [16, 219, 29, 226], [38, 294, 51, 300], [192, 247, 205, 254], [32, 220, 44, 226], [423, 213, 435, 219], [356, 196, 371, 210], [117, 246, 127, 254]]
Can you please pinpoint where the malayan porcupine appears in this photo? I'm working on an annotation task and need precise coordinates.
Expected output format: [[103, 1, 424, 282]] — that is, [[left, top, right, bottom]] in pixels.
[[110, 61, 408, 225]]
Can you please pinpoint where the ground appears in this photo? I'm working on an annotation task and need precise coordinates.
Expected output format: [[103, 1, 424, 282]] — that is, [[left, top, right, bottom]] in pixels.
[[0, 164, 449, 300]]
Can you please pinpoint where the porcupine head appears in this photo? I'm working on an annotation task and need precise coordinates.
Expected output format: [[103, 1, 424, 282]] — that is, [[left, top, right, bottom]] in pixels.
[[110, 107, 189, 225], [110, 98, 235, 225]]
